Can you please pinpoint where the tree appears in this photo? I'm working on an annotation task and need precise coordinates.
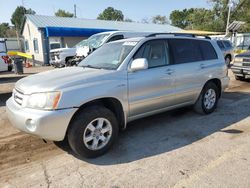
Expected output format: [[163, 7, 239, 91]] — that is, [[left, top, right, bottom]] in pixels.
[[124, 18, 133, 22], [55, 9, 74, 17], [97, 7, 124, 21], [169, 9, 194, 29], [11, 6, 36, 32], [0, 23, 10, 37], [152, 15, 169, 25]]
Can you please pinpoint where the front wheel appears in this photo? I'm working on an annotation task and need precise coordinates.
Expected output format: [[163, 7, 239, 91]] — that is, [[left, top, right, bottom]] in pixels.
[[7, 65, 13, 71], [68, 106, 119, 158], [194, 82, 219, 115]]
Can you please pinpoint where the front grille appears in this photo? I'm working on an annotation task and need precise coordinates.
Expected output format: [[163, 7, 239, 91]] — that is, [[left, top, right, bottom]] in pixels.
[[242, 63, 250, 67], [50, 52, 56, 60], [13, 89, 24, 106], [50, 52, 60, 61], [243, 58, 250, 63]]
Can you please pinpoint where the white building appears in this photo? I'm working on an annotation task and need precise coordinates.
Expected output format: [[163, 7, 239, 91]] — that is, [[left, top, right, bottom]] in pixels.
[[21, 14, 181, 65]]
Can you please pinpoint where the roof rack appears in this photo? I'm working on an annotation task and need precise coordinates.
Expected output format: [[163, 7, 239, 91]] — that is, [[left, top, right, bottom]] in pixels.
[[146, 33, 211, 40]]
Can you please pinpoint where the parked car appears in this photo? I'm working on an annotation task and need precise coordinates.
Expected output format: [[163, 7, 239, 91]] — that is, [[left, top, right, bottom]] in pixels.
[[6, 34, 229, 158], [50, 42, 61, 50], [215, 40, 234, 66], [231, 50, 250, 80], [0, 38, 12, 72], [70, 31, 153, 65]]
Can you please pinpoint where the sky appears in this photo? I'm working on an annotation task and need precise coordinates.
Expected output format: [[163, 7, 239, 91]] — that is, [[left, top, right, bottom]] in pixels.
[[0, 0, 211, 24]]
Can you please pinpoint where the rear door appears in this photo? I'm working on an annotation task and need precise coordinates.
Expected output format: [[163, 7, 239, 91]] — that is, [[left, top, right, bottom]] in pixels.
[[168, 39, 218, 104], [128, 39, 175, 117]]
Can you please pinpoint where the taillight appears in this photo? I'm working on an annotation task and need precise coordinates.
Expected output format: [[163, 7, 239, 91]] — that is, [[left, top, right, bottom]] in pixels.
[[1, 55, 11, 64]]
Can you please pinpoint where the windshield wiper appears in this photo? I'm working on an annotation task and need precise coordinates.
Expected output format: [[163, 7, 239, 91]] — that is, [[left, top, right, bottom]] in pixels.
[[82, 65, 102, 69]]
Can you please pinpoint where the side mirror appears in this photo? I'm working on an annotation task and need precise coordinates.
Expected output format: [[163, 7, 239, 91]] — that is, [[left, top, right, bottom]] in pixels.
[[130, 58, 148, 72]]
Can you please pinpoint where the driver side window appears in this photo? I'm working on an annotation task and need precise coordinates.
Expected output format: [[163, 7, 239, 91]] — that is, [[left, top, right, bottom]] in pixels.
[[134, 40, 169, 68]]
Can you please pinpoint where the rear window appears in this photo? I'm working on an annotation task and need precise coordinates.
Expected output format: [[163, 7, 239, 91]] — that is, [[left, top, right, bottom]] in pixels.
[[168, 39, 203, 64], [199, 41, 218, 60], [168, 39, 217, 64], [223, 41, 232, 48], [217, 41, 225, 49]]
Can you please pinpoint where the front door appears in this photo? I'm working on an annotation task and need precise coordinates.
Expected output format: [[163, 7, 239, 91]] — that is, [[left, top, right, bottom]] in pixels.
[[128, 40, 175, 117]]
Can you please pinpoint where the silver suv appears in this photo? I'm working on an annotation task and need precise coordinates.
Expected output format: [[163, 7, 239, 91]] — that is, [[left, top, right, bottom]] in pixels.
[[6, 34, 229, 158]]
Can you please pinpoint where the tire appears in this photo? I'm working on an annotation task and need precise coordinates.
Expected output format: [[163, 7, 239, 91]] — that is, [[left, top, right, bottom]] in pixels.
[[194, 82, 219, 115], [7, 65, 13, 71], [67, 106, 119, 158], [235, 75, 245, 81], [225, 56, 231, 67]]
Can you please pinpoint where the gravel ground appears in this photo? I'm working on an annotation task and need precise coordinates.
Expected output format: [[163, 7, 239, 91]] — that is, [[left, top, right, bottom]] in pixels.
[[0, 68, 250, 188]]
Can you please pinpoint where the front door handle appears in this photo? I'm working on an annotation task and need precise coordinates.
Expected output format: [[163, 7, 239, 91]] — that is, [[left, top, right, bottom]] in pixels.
[[165, 69, 174, 75]]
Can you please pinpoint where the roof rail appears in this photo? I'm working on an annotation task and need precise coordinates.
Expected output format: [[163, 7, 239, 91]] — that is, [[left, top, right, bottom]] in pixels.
[[146, 33, 211, 40]]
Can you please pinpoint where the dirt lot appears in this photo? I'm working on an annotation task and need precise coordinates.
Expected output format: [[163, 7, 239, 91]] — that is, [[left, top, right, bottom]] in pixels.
[[0, 67, 250, 188]]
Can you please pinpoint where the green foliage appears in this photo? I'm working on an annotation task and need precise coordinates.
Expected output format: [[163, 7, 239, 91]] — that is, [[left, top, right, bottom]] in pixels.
[[169, 0, 250, 32], [11, 6, 35, 32], [55, 9, 74, 17], [124, 18, 133, 22], [0, 23, 9, 37], [152, 15, 169, 25], [97, 7, 124, 21]]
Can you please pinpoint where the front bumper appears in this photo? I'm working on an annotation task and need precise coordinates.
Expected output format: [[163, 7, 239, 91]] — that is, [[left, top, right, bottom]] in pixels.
[[6, 97, 77, 141], [231, 65, 250, 78], [221, 76, 230, 91]]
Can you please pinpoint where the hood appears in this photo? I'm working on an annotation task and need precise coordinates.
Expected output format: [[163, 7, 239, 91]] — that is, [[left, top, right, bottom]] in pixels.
[[50, 47, 76, 53], [236, 51, 250, 58], [76, 46, 90, 57], [15, 67, 113, 94]]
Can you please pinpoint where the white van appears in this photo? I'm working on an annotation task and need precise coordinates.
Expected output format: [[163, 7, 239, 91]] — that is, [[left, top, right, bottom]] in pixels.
[[75, 31, 153, 60], [51, 31, 152, 67], [0, 38, 12, 72]]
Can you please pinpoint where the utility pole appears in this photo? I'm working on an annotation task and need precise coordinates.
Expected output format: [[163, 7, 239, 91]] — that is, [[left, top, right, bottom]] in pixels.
[[226, 1, 233, 36], [74, 4, 77, 18]]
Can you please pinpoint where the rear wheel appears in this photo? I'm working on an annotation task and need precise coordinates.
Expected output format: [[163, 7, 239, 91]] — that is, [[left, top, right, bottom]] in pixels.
[[225, 56, 231, 67], [194, 82, 219, 114], [68, 106, 119, 158], [7, 65, 13, 71], [235, 75, 245, 81]]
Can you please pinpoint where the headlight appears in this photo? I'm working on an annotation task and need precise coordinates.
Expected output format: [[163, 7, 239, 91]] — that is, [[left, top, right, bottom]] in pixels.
[[233, 57, 243, 63], [24, 91, 61, 110]]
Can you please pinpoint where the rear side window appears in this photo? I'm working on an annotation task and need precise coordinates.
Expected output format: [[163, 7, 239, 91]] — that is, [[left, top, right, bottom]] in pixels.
[[199, 41, 218, 60], [107, 35, 124, 43], [168, 39, 203, 64]]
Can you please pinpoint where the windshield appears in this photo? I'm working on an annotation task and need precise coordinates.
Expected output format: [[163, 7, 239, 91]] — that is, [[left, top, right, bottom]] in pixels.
[[50, 43, 61, 50], [87, 34, 110, 49], [79, 41, 138, 70], [74, 39, 87, 48], [0, 41, 7, 53]]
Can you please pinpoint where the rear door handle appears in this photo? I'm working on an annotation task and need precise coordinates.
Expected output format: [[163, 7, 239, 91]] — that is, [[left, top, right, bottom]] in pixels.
[[200, 64, 206, 69], [165, 69, 174, 75]]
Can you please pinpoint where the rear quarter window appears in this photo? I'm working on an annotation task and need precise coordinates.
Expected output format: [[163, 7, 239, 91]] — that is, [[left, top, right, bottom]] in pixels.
[[199, 41, 218, 60]]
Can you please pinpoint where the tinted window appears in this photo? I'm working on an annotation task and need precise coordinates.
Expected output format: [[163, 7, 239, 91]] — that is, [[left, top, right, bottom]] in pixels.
[[107, 35, 124, 43], [134, 40, 168, 68], [223, 40, 232, 48], [217, 41, 225, 49], [168, 39, 203, 64], [199, 41, 218, 60]]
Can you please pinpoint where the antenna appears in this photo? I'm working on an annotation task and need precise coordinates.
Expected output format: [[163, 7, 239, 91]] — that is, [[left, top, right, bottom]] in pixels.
[[74, 4, 77, 18]]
